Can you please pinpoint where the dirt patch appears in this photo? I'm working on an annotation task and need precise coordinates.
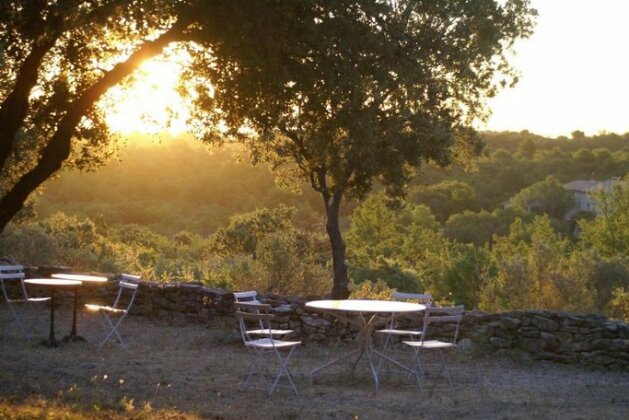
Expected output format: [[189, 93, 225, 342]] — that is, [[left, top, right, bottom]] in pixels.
[[1, 307, 628, 419]]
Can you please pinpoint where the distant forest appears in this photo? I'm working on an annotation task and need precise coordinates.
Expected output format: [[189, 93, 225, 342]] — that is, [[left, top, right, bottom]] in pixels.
[[2, 131, 629, 320], [36, 130, 629, 235]]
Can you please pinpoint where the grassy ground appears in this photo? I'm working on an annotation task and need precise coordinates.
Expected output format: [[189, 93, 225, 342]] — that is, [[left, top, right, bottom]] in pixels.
[[1, 306, 628, 419]]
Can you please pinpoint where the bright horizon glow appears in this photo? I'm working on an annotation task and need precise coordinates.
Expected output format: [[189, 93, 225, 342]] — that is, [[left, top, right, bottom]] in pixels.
[[104, 0, 629, 139], [484, 0, 629, 138]]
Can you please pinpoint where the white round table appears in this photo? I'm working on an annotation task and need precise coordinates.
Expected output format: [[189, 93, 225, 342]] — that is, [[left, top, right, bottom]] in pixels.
[[51, 273, 108, 342], [306, 299, 426, 392], [24, 278, 82, 347]]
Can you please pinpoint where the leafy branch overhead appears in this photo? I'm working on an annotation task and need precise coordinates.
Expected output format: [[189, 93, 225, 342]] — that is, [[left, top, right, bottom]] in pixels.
[[187, 0, 536, 200]]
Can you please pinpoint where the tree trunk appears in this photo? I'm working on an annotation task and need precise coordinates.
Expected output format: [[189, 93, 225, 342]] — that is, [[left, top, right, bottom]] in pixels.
[[323, 190, 350, 299]]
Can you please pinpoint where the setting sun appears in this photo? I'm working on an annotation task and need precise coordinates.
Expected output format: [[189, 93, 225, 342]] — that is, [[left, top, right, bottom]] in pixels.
[[103, 53, 191, 135]]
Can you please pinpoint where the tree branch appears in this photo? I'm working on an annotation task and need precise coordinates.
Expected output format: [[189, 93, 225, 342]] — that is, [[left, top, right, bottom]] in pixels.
[[0, 16, 63, 168], [0, 0, 136, 171]]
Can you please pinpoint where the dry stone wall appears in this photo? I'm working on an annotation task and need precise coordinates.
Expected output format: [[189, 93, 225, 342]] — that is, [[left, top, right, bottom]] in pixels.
[[12, 266, 629, 371]]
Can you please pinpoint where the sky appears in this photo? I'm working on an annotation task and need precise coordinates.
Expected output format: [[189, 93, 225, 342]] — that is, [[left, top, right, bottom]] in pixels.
[[484, 0, 629, 137], [106, 0, 629, 139]]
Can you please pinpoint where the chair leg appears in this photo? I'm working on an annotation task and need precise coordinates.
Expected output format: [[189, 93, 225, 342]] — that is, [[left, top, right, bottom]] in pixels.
[[270, 347, 298, 396], [8, 302, 46, 338], [97, 313, 127, 350], [437, 349, 454, 389], [243, 348, 268, 388], [411, 349, 454, 390], [376, 334, 393, 373], [411, 347, 425, 378], [7, 304, 26, 333]]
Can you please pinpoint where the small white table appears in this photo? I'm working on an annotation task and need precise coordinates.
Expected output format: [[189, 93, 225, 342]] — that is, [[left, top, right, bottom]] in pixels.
[[24, 278, 82, 347], [306, 299, 425, 392], [51, 273, 108, 342]]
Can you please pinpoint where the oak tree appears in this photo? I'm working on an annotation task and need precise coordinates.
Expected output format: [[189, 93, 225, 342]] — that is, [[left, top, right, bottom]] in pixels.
[[187, 0, 536, 297]]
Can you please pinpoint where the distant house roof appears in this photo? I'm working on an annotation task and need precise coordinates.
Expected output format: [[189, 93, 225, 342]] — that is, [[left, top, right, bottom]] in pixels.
[[564, 178, 619, 193]]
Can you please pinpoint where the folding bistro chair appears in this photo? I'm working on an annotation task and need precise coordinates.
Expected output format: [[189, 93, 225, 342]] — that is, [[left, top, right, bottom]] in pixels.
[[235, 302, 301, 395], [233, 291, 292, 337], [0, 264, 50, 335], [84, 274, 140, 350], [402, 305, 464, 389], [375, 292, 432, 370]]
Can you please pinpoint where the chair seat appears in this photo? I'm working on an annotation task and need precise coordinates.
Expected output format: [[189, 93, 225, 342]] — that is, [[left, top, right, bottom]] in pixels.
[[27, 297, 52, 303], [7, 296, 51, 303], [245, 338, 301, 350], [247, 328, 293, 336], [85, 304, 127, 315], [403, 339, 456, 349], [376, 328, 422, 336]]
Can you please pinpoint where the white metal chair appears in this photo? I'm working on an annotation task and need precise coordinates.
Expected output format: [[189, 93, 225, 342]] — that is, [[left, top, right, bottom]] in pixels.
[[0, 264, 50, 335], [233, 290, 293, 336], [235, 302, 301, 395], [402, 305, 464, 389], [376, 292, 432, 366], [84, 273, 140, 350]]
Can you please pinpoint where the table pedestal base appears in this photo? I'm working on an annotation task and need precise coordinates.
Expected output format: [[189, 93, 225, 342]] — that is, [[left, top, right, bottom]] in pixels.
[[62, 334, 86, 343], [40, 338, 60, 348], [310, 313, 420, 393]]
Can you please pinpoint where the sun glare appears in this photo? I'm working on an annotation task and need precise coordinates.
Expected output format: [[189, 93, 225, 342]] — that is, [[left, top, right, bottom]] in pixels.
[[103, 53, 191, 136]]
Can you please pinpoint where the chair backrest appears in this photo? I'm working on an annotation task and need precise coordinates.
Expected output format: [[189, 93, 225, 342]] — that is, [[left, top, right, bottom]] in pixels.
[[421, 305, 465, 344], [112, 273, 140, 311], [234, 301, 274, 342], [392, 291, 433, 305], [233, 290, 260, 303], [0, 264, 28, 302]]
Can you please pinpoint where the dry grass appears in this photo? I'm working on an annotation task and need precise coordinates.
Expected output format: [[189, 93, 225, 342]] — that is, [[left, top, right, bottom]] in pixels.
[[1, 307, 628, 419]]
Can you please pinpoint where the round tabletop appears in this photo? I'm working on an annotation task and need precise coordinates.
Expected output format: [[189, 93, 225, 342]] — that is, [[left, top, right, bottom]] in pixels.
[[306, 299, 425, 313], [25, 278, 82, 287], [51, 273, 108, 283]]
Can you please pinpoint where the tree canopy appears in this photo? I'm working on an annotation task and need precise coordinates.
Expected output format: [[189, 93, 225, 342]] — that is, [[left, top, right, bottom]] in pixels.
[[1, 0, 536, 298]]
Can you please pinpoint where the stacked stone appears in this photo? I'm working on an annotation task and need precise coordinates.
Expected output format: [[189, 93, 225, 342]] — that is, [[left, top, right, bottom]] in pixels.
[[132, 281, 234, 322], [10, 263, 628, 370], [466, 310, 629, 369]]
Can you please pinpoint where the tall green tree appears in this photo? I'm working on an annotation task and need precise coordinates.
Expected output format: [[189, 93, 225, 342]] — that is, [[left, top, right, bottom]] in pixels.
[[508, 175, 574, 219], [579, 176, 629, 257], [188, 0, 536, 298], [480, 216, 595, 312], [410, 180, 479, 222]]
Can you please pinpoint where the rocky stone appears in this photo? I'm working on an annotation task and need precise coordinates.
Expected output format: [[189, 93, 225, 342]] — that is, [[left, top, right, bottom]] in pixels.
[[302, 316, 331, 329], [457, 338, 477, 354], [309, 333, 327, 341], [608, 339, 629, 351], [532, 352, 577, 364], [272, 304, 294, 314], [519, 338, 545, 353], [493, 329, 515, 340], [500, 317, 523, 330], [531, 316, 559, 332], [489, 337, 512, 348], [589, 352, 622, 366], [519, 326, 541, 338]]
